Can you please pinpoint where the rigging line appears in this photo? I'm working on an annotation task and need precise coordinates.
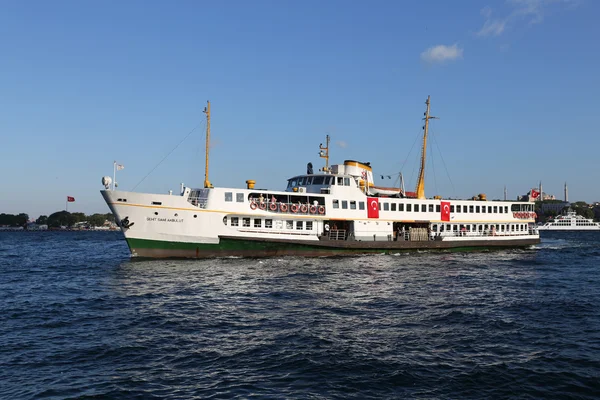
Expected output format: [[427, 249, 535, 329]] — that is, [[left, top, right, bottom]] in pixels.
[[131, 119, 206, 191], [429, 130, 438, 197], [430, 129, 456, 197], [380, 128, 423, 192], [381, 132, 421, 178]]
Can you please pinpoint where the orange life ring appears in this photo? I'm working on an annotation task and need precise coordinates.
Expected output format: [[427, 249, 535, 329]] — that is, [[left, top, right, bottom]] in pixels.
[[291, 204, 299, 213], [318, 206, 325, 214], [259, 202, 266, 210], [300, 204, 308, 213], [280, 203, 288, 212], [310, 205, 317, 214], [269, 202, 277, 211], [250, 202, 257, 210]]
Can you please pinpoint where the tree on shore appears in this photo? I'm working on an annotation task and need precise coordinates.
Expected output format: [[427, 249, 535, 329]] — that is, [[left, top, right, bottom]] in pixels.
[[0, 213, 29, 227]]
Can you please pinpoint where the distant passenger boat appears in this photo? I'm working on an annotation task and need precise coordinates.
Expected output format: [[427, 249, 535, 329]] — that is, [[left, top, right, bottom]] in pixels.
[[100, 97, 540, 258], [538, 210, 600, 231]]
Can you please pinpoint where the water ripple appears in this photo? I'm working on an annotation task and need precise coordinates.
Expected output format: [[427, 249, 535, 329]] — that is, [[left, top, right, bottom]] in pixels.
[[1, 231, 600, 399]]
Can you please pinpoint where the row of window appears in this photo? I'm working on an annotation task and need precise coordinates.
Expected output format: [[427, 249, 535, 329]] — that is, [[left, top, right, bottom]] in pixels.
[[332, 200, 365, 210], [224, 217, 314, 231], [287, 176, 353, 188], [331, 200, 513, 214], [432, 223, 528, 232], [224, 192, 246, 202]]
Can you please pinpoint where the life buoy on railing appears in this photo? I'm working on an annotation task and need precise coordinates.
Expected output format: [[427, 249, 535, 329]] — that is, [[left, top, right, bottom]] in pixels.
[[250, 201, 258, 210], [280, 203, 288, 212], [318, 206, 325, 214], [291, 204, 299, 213], [269, 202, 277, 211], [259, 202, 266, 210], [513, 212, 518, 218], [300, 204, 308, 213], [310, 205, 317, 214]]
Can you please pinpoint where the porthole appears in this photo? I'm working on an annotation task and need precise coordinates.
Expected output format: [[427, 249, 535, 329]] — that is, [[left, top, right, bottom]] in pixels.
[[154, 212, 158, 216], [174, 213, 178, 217], [194, 215, 197, 218]]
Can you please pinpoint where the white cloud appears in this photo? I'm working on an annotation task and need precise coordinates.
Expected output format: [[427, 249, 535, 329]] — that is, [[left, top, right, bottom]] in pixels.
[[477, 19, 507, 36], [476, 0, 576, 37], [420, 44, 464, 64]]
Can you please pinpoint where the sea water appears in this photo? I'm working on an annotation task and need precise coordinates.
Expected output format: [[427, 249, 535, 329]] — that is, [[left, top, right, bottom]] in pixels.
[[1, 231, 599, 399]]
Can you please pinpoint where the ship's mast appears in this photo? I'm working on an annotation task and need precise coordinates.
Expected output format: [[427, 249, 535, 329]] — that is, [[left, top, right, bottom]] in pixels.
[[203, 101, 213, 188], [415, 96, 438, 199], [319, 135, 330, 172]]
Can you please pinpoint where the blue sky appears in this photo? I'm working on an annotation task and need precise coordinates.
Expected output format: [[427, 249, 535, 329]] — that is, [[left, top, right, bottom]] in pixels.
[[1, 0, 598, 218]]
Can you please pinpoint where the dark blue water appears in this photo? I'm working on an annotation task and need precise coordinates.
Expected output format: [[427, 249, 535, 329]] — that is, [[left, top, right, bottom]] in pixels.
[[1, 231, 599, 399]]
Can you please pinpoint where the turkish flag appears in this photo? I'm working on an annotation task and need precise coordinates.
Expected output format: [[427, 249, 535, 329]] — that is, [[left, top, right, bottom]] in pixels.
[[531, 189, 540, 199], [367, 197, 379, 218], [441, 201, 450, 221], [67, 196, 75, 202]]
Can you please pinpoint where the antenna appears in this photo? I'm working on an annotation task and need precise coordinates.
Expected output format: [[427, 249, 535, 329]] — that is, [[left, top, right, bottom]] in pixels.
[[319, 135, 330, 172]]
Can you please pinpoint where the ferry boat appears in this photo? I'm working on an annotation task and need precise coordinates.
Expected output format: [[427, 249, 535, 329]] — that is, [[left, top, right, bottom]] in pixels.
[[538, 210, 600, 231], [100, 97, 540, 258]]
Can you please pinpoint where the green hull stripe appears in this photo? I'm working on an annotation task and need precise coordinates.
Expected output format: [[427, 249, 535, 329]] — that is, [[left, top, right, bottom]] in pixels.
[[126, 237, 534, 255]]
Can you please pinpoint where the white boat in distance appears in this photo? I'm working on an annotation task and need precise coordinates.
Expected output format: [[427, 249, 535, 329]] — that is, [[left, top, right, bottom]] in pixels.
[[538, 210, 600, 231], [101, 97, 540, 258]]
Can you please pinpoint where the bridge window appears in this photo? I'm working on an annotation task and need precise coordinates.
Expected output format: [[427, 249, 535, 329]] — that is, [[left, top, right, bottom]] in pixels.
[[391, 203, 396, 211], [407, 204, 412, 212], [350, 201, 357, 210], [413, 204, 418, 212], [344, 177, 350, 186], [436, 204, 440, 212], [451, 205, 455, 213], [333, 200, 339, 209], [359, 202, 365, 210], [337, 177, 343, 185], [236, 193, 244, 202], [383, 203, 389, 211], [399, 203, 404, 211], [482, 206, 486, 213], [225, 192, 233, 202], [342, 200, 348, 209], [476, 206, 480, 213], [429, 204, 434, 212], [493, 206, 498, 213], [313, 176, 325, 185]]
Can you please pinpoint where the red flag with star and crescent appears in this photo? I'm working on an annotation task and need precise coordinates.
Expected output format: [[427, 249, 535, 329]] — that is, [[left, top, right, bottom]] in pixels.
[[367, 197, 379, 218], [441, 201, 450, 221]]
